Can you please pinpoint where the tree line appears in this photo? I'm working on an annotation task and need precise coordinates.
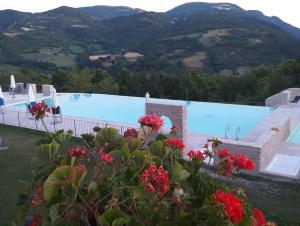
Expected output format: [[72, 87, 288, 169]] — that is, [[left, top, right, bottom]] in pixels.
[[0, 57, 299, 105]]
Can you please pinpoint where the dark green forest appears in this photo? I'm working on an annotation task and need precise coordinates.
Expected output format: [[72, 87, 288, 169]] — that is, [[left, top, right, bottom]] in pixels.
[[1, 57, 299, 104]]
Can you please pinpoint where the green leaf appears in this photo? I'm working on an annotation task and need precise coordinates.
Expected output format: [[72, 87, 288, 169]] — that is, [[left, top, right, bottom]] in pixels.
[[88, 181, 98, 194], [124, 137, 143, 152], [97, 209, 129, 226], [152, 156, 163, 165], [150, 141, 164, 157], [49, 204, 60, 223], [43, 165, 71, 202], [173, 161, 191, 182], [121, 144, 131, 161], [112, 217, 130, 226], [133, 150, 145, 163], [109, 150, 123, 164], [128, 217, 145, 226], [95, 128, 124, 151], [133, 187, 147, 201]]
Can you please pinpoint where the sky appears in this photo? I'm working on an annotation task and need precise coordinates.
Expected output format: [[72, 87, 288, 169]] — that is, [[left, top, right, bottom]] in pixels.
[[0, 0, 299, 28]]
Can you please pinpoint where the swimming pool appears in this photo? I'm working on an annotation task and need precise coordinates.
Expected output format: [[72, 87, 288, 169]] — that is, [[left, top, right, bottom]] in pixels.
[[287, 125, 300, 144], [11, 93, 273, 138]]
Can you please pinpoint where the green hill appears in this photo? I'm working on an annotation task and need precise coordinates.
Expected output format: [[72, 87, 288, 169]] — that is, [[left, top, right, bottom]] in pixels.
[[0, 3, 300, 74]]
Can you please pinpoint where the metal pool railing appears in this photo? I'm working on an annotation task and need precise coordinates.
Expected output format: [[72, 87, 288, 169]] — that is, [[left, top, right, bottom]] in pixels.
[[0, 108, 138, 137]]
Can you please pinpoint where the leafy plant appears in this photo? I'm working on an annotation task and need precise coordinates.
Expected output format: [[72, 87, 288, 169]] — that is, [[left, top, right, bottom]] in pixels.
[[17, 113, 275, 226]]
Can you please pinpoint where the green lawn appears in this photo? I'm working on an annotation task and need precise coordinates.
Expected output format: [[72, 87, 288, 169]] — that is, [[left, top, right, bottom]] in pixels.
[[1, 125, 300, 226], [0, 126, 44, 226]]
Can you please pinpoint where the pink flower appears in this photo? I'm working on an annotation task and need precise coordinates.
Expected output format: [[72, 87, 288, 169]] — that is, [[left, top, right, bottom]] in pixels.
[[123, 128, 138, 138], [138, 114, 164, 131], [77, 164, 87, 173]]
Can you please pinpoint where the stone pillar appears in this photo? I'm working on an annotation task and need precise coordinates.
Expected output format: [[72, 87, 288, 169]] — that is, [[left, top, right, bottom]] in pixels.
[[145, 102, 187, 144]]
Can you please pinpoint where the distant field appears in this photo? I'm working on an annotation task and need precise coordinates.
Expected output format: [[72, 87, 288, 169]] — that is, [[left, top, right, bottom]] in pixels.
[[21, 47, 76, 67]]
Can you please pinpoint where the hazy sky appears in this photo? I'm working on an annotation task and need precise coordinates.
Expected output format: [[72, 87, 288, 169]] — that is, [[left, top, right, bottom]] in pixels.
[[1, 0, 299, 28]]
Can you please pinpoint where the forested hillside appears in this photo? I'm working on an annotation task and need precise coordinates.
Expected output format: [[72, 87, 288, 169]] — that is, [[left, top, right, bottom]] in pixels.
[[0, 2, 300, 74]]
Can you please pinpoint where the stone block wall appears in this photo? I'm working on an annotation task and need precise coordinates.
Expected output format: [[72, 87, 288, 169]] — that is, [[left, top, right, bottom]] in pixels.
[[265, 92, 289, 107], [258, 117, 291, 170], [42, 85, 54, 96], [145, 102, 187, 143], [265, 88, 300, 107]]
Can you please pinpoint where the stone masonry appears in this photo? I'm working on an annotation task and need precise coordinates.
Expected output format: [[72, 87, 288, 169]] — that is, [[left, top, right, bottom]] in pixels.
[[145, 102, 187, 144]]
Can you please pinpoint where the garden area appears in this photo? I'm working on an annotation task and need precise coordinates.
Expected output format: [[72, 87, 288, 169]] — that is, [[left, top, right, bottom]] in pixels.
[[0, 122, 300, 226]]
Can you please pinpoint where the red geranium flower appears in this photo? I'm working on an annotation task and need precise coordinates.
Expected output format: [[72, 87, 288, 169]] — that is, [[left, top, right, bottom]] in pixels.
[[165, 138, 185, 150], [123, 128, 138, 138], [187, 150, 205, 161], [217, 149, 231, 158], [187, 150, 196, 158], [67, 146, 89, 158], [29, 101, 51, 120], [212, 189, 244, 223], [31, 186, 43, 208], [30, 213, 43, 226], [99, 150, 113, 163], [140, 165, 170, 197], [217, 150, 255, 176], [231, 154, 255, 171], [252, 208, 266, 226], [77, 163, 87, 173], [138, 114, 164, 131]]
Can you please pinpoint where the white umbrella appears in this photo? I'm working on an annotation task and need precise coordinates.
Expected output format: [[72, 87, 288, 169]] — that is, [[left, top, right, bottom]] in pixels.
[[145, 92, 150, 102], [52, 88, 60, 108], [28, 84, 36, 103], [0, 86, 4, 100], [10, 75, 16, 89]]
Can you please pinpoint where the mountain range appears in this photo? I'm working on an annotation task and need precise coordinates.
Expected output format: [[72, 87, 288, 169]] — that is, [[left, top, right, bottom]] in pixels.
[[0, 2, 300, 74]]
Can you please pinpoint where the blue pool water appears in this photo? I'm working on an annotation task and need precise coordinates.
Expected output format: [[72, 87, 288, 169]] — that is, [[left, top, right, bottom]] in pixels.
[[288, 125, 300, 144], [11, 93, 273, 138]]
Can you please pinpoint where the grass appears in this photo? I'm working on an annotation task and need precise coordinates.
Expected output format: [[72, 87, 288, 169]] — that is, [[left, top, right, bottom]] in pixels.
[[224, 175, 300, 226], [1, 125, 300, 225], [0, 125, 44, 226]]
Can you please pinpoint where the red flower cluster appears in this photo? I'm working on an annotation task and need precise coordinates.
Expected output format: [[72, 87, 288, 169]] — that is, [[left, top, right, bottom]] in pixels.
[[217, 149, 255, 175], [212, 189, 244, 223], [165, 138, 185, 150], [99, 150, 113, 163], [140, 165, 170, 197], [123, 128, 138, 138], [187, 150, 205, 161], [77, 163, 87, 173], [30, 213, 43, 226], [67, 146, 89, 158], [31, 186, 43, 208], [252, 208, 266, 226], [138, 114, 164, 132], [29, 101, 51, 120]]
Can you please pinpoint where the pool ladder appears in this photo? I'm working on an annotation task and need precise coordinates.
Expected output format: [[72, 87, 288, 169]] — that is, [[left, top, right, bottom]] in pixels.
[[225, 124, 240, 140]]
